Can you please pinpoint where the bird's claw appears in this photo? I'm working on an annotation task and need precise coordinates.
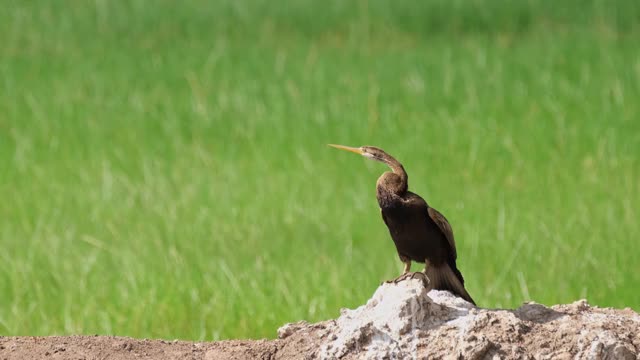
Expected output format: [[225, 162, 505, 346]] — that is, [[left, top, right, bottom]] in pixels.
[[385, 272, 430, 288], [382, 273, 411, 285], [393, 272, 414, 283], [409, 271, 431, 288]]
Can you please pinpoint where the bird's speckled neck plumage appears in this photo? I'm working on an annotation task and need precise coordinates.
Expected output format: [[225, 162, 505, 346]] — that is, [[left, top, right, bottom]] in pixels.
[[372, 149, 408, 209]]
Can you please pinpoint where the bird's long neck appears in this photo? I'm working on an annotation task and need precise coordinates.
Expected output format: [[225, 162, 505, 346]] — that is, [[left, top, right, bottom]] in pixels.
[[376, 153, 408, 208], [383, 155, 408, 191]]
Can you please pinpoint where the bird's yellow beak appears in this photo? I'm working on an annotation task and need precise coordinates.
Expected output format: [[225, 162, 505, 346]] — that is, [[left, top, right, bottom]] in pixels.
[[328, 144, 363, 155]]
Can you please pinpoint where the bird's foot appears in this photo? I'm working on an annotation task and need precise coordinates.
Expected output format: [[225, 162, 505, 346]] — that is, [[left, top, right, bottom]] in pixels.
[[410, 271, 431, 288], [385, 272, 430, 288], [383, 272, 410, 285], [394, 272, 414, 283]]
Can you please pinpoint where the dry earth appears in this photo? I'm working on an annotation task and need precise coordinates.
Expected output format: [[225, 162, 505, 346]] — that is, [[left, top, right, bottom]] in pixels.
[[2, 279, 639, 359]]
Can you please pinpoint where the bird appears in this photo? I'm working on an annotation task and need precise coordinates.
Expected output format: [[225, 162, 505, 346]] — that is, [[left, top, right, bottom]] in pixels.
[[329, 144, 475, 305]]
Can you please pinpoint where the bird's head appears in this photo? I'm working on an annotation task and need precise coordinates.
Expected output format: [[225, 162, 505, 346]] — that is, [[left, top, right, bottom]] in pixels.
[[328, 144, 389, 164], [329, 143, 408, 192]]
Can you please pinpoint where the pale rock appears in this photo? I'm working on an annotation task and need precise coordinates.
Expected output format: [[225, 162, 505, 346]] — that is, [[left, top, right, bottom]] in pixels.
[[277, 278, 640, 359]]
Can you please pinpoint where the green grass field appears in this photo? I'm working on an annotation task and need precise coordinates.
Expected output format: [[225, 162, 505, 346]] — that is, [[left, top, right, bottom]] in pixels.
[[1, 0, 639, 340]]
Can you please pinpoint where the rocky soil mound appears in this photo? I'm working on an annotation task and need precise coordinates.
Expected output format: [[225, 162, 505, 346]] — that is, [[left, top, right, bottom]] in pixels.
[[2, 278, 639, 359]]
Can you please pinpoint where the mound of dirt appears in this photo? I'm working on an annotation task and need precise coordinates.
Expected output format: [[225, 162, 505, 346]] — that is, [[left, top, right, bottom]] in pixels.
[[2, 279, 639, 359]]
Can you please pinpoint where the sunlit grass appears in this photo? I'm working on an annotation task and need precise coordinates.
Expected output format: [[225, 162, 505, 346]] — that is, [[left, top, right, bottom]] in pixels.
[[1, 0, 639, 340]]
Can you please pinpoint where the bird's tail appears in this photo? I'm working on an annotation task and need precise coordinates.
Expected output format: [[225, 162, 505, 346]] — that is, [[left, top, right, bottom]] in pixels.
[[425, 262, 476, 305]]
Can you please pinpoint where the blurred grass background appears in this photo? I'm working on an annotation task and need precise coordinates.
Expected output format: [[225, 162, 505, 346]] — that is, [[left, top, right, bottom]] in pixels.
[[1, 0, 639, 340]]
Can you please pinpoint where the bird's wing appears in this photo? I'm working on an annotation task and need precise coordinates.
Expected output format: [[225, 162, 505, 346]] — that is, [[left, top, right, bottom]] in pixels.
[[380, 209, 389, 226], [427, 207, 457, 260]]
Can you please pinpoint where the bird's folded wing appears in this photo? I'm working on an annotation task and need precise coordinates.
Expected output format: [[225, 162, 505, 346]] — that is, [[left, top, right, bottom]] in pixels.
[[427, 207, 457, 260]]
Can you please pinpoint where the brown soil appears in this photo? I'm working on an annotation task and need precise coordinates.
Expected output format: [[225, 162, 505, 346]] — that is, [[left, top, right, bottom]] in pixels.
[[2, 279, 639, 359], [0, 336, 277, 360]]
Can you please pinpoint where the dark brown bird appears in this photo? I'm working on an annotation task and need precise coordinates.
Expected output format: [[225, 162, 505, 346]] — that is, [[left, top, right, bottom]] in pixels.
[[329, 144, 475, 305]]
